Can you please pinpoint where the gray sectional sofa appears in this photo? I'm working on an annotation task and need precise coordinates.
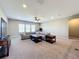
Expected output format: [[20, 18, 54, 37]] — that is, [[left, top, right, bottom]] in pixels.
[[20, 32, 36, 40]]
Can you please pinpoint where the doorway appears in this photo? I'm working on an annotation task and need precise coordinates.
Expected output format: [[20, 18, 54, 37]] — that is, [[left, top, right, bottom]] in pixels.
[[69, 18, 79, 39]]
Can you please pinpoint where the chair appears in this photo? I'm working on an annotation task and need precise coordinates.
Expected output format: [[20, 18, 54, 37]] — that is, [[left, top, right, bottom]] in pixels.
[[45, 34, 56, 44]]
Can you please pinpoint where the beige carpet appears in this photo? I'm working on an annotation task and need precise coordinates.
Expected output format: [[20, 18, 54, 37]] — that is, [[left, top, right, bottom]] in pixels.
[[2, 38, 79, 59]]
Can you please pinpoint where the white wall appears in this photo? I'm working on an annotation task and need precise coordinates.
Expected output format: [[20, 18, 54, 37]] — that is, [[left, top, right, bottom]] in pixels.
[[0, 8, 8, 22], [42, 18, 69, 39], [0, 7, 8, 34], [8, 20, 19, 37]]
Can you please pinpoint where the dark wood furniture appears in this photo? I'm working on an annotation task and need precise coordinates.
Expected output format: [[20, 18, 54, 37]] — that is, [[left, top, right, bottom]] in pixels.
[[45, 35, 56, 44], [30, 34, 43, 43], [0, 36, 11, 58], [30, 34, 56, 44]]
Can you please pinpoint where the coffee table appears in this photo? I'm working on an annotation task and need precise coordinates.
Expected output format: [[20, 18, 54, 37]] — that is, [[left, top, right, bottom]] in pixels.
[[30, 34, 43, 43]]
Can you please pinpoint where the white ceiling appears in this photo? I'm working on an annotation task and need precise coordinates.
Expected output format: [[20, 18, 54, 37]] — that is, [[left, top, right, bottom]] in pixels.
[[0, 0, 79, 22]]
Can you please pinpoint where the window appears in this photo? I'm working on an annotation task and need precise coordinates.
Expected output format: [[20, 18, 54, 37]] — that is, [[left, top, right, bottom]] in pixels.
[[19, 24, 36, 33], [19, 24, 25, 32], [25, 24, 30, 32], [31, 24, 36, 32]]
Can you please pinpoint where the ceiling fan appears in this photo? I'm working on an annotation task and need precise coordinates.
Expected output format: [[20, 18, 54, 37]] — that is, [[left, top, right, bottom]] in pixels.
[[34, 17, 40, 21]]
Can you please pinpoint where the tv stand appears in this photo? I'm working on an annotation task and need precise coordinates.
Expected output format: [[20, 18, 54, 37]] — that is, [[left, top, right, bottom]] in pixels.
[[0, 35, 11, 58]]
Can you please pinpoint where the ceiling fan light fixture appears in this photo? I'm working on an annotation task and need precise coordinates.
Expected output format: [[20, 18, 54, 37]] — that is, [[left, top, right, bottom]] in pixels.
[[34, 17, 40, 21]]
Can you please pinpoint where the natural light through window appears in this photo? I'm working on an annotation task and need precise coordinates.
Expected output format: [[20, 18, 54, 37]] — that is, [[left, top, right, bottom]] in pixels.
[[25, 24, 30, 32], [31, 24, 36, 32], [19, 24, 36, 33], [19, 24, 25, 32]]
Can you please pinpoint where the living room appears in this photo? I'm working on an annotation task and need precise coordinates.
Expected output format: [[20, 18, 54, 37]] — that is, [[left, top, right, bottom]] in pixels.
[[0, 0, 79, 59]]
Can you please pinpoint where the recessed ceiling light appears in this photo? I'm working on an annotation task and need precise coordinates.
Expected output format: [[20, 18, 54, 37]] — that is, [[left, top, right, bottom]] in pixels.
[[51, 16, 54, 19], [22, 4, 27, 8]]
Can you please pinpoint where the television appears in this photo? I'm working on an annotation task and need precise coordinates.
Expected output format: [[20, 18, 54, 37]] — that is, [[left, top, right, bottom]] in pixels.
[[0, 18, 7, 39]]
